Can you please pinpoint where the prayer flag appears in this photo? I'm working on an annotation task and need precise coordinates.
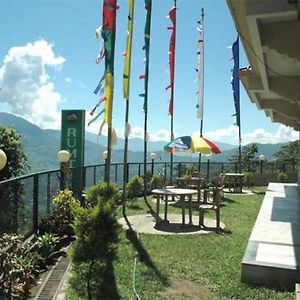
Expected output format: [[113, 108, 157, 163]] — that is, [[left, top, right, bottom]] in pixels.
[[123, 0, 134, 100], [166, 6, 176, 116], [231, 36, 240, 127], [196, 19, 204, 120]]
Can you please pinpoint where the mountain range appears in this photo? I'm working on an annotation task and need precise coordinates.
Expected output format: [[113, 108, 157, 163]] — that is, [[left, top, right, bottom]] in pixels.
[[0, 112, 286, 173]]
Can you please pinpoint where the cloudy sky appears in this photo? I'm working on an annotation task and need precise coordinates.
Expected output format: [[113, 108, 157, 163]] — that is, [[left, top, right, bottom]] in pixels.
[[0, 0, 298, 146]]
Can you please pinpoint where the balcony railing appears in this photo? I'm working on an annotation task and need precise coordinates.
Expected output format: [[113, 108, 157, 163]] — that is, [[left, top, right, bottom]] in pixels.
[[0, 160, 296, 237]]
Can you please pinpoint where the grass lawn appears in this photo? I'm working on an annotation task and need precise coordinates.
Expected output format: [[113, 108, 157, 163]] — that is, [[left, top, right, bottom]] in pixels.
[[67, 187, 294, 299]]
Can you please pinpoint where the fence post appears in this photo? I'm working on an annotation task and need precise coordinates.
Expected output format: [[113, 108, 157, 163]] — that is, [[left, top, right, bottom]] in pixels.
[[47, 173, 51, 214], [33, 175, 39, 233], [164, 163, 167, 182], [13, 182, 19, 233], [93, 166, 96, 185], [115, 164, 118, 183], [82, 167, 86, 190]]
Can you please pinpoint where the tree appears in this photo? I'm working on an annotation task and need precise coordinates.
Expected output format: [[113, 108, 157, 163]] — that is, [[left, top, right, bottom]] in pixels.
[[228, 143, 259, 172], [274, 141, 298, 171], [70, 187, 120, 299], [0, 124, 29, 180], [0, 125, 29, 233]]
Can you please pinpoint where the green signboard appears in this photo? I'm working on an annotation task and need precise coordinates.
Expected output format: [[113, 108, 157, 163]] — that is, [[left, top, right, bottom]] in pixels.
[[61, 110, 85, 197]]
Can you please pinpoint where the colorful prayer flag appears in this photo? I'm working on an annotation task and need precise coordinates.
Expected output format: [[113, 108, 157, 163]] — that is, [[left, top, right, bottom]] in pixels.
[[231, 36, 240, 127], [123, 0, 134, 100]]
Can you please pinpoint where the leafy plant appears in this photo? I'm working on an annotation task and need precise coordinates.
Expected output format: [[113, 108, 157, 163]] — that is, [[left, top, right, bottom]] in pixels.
[[85, 181, 120, 207], [126, 176, 144, 199], [37, 233, 59, 259], [39, 189, 80, 237], [0, 234, 37, 299]]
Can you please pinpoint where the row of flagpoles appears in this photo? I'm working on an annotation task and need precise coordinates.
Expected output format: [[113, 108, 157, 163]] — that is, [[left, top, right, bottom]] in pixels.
[[89, 0, 241, 187]]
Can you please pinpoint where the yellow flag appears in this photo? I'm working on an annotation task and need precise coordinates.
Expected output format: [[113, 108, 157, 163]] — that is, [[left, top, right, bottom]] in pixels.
[[123, 0, 135, 100], [104, 73, 114, 125]]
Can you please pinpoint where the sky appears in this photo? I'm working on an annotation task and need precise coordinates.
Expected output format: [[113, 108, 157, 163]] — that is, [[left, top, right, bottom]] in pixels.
[[0, 0, 298, 146]]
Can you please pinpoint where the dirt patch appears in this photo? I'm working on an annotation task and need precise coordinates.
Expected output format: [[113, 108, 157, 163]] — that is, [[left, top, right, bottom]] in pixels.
[[158, 276, 218, 300]]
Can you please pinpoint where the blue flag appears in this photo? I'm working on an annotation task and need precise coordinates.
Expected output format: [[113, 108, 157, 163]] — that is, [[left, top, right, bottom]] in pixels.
[[231, 36, 240, 127]]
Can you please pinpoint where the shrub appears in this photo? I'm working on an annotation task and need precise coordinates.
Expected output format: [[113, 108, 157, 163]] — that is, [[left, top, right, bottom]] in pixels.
[[244, 172, 254, 187], [70, 196, 120, 299], [126, 176, 144, 199], [150, 175, 165, 189], [39, 189, 80, 237], [85, 181, 120, 207], [277, 172, 288, 183], [0, 234, 37, 299]]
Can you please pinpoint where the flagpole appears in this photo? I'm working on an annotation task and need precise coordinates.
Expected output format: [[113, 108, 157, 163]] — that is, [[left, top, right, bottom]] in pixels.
[[231, 35, 241, 175], [169, 0, 177, 185], [122, 0, 134, 209], [198, 8, 204, 175], [143, 0, 152, 200]]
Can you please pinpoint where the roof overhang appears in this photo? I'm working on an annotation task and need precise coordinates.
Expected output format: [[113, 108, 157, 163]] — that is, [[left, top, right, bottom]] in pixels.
[[227, 0, 300, 131]]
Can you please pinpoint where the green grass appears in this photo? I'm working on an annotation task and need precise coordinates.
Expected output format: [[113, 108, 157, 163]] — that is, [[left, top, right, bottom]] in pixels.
[[68, 186, 294, 299]]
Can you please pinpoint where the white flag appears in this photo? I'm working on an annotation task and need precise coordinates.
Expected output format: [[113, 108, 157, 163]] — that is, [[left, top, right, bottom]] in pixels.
[[197, 21, 204, 120]]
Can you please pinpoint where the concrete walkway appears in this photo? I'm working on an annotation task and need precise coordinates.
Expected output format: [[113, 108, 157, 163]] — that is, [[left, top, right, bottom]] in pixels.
[[119, 213, 225, 235], [242, 182, 300, 290]]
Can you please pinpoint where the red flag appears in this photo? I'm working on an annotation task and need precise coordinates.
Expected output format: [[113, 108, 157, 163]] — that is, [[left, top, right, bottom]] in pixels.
[[167, 6, 176, 115]]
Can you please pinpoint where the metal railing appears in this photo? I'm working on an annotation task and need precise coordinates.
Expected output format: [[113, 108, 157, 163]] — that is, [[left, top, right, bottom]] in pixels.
[[0, 160, 297, 237]]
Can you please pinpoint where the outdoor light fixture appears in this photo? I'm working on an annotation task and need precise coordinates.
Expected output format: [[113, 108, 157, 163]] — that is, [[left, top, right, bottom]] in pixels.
[[58, 150, 71, 163], [0, 149, 7, 171], [206, 153, 211, 183], [150, 152, 157, 176], [102, 150, 108, 160], [206, 153, 212, 160], [150, 152, 157, 161], [58, 150, 71, 190], [259, 154, 265, 173]]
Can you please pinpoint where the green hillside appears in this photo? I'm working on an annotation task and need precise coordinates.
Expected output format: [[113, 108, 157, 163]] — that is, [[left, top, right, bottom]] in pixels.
[[0, 112, 286, 173]]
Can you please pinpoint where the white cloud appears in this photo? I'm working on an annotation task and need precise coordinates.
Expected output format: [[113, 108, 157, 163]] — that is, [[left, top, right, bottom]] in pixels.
[[85, 113, 298, 146], [200, 125, 238, 141], [65, 77, 72, 83], [0, 39, 65, 129], [150, 129, 170, 142], [242, 125, 298, 144], [192, 124, 298, 145]]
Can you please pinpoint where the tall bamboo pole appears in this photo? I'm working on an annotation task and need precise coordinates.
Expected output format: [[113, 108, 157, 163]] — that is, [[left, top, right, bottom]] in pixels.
[[143, 0, 152, 199], [169, 0, 177, 185], [122, 0, 135, 208]]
